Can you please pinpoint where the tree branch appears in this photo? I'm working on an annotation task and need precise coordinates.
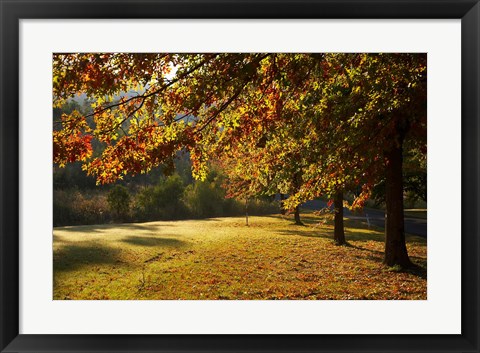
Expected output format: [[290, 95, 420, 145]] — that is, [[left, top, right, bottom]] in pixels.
[[194, 53, 272, 134], [83, 54, 220, 120]]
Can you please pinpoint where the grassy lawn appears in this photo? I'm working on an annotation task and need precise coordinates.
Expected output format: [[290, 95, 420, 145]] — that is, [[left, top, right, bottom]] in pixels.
[[53, 213, 427, 300]]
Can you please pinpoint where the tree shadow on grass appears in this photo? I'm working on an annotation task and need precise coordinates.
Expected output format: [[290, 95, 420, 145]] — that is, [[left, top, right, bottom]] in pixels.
[[270, 215, 426, 247], [266, 214, 383, 238], [56, 222, 176, 234], [385, 261, 428, 280], [120, 236, 185, 248], [346, 243, 427, 280], [271, 226, 386, 244], [344, 230, 384, 242], [265, 213, 321, 226], [53, 235, 186, 273], [272, 228, 326, 239], [55, 218, 228, 234], [53, 234, 67, 243], [54, 242, 122, 272], [271, 223, 427, 280]]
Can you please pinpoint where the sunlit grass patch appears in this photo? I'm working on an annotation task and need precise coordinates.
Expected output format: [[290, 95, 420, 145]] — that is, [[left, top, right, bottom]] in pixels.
[[53, 213, 427, 300]]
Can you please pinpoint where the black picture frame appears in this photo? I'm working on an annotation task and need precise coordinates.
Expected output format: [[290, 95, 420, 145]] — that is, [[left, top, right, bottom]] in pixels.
[[1, 1, 478, 352]]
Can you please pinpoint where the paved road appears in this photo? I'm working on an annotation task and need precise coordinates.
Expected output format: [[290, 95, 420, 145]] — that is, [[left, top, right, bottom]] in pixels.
[[302, 199, 427, 238]]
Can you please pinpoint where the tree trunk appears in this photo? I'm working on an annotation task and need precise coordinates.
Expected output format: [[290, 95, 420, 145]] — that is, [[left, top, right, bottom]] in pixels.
[[294, 205, 303, 225], [333, 190, 346, 245], [279, 193, 286, 215], [383, 142, 413, 267], [292, 172, 303, 225]]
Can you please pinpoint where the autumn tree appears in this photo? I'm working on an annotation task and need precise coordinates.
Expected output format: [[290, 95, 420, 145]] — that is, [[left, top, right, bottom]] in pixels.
[[268, 53, 426, 255], [219, 115, 308, 226], [278, 54, 374, 245], [53, 52, 426, 267], [350, 54, 426, 267], [294, 53, 427, 264]]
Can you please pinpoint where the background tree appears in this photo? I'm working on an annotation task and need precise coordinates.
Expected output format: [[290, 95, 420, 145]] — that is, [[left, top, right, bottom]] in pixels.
[[107, 185, 131, 221]]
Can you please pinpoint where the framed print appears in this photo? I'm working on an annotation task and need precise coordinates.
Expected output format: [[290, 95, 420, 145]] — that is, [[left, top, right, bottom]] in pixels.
[[1, 0, 479, 352]]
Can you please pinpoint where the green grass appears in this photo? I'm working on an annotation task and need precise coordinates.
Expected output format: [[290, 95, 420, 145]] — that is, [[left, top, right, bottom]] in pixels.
[[53, 213, 427, 300]]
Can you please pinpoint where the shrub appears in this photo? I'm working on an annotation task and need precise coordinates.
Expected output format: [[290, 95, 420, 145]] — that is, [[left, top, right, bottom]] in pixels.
[[183, 181, 225, 218], [135, 174, 187, 220], [246, 198, 278, 216], [53, 189, 110, 226], [107, 185, 131, 221]]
